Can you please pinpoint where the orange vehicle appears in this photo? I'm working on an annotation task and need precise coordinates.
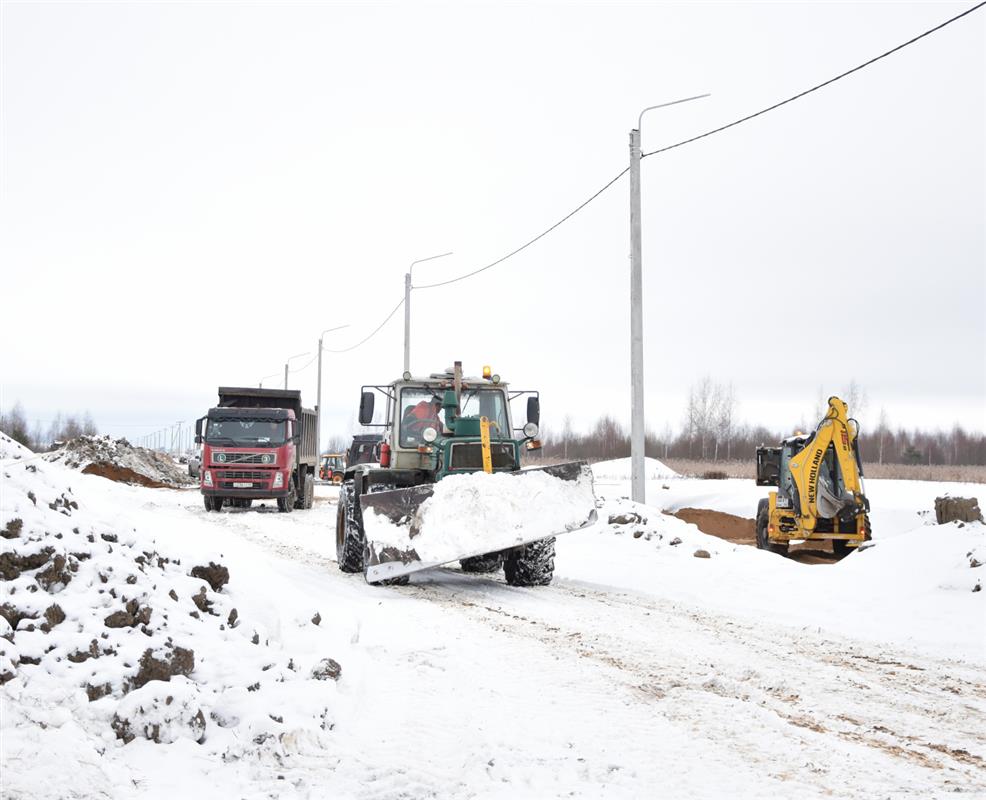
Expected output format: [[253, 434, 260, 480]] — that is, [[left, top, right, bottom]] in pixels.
[[319, 453, 346, 483]]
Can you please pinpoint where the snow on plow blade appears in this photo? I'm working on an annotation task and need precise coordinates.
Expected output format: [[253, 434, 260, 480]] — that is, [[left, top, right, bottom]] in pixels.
[[361, 462, 597, 582]]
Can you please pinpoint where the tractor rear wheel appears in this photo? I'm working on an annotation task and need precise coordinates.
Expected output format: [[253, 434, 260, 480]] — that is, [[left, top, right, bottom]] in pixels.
[[756, 498, 788, 556], [833, 514, 871, 556], [336, 483, 365, 573], [504, 538, 555, 586], [460, 553, 504, 573]]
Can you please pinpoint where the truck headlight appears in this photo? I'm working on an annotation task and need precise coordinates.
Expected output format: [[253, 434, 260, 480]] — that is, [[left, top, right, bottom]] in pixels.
[[203, 470, 213, 486], [422, 426, 438, 443], [523, 422, 539, 438], [273, 471, 284, 488]]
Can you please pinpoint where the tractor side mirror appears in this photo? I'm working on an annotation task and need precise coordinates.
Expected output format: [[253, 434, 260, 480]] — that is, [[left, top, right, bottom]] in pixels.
[[358, 391, 375, 425], [194, 417, 204, 445], [526, 396, 540, 426]]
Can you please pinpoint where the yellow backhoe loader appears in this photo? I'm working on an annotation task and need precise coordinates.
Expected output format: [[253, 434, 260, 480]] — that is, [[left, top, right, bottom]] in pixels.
[[755, 396, 870, 556]]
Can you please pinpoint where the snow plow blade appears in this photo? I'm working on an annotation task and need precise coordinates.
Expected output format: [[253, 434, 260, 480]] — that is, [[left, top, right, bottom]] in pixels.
[[360, 461, 597, 583]]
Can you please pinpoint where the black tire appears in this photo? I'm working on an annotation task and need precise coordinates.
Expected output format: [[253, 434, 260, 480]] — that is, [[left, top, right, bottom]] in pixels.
[[756, 498, 788, 555], [460, 553, 504, 573], [204, 495, 218, 512], [755, 498, 769, 549], [303, 474, 315, 509], [336, 483, 365, 573], [504, 538, 555, 587], [833, 514, 871, 556], [832, 538, 853, 556], [278, 482, 296, 513], [370, 575, 410, 587]]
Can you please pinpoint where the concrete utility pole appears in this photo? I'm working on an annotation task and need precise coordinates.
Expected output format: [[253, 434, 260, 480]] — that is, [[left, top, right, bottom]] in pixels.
[[404, 251, 453, 374], [315, 324, 349, 457], [283, 352, 309, 390], [630, 94, 709, 505]]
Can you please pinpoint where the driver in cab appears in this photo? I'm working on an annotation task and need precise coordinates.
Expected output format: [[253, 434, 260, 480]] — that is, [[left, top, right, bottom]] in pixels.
[[403, 395, 443, 438]]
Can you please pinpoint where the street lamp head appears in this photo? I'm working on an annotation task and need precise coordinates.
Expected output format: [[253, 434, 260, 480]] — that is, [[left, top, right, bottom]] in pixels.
[[638, 93, 710, 130]]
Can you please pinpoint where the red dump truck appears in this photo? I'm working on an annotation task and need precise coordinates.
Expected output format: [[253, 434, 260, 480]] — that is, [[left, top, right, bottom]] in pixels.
[[195, 387, 317, 513]]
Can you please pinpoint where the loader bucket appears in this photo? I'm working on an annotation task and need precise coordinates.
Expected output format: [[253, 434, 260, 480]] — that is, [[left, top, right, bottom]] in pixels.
[[360, 462, 597, 583]]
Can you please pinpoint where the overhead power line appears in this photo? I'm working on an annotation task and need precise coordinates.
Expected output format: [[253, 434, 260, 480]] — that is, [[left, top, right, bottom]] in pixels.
[[642, 0, 986, 158], [313, 1, 986, 353], [414, 168, 630, 291], [321, 296, 407, 354]]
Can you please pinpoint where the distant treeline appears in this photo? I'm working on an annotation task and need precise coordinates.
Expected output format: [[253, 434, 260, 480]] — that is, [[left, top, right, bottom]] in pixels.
[[1, 403, 98, 452], [540, 416, 986, 466], [541, 378, 986, 467]]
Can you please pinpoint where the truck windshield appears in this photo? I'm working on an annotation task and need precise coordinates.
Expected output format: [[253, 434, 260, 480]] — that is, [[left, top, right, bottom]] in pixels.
[[206, 419, 287, 446]]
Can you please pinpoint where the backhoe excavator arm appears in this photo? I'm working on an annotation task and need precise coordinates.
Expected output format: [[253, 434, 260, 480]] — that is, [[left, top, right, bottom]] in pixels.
[[788, 397, 867, 531]]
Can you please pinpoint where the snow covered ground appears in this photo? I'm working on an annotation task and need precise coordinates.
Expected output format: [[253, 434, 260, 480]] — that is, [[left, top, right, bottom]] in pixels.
[[2, 443, 984, 798]]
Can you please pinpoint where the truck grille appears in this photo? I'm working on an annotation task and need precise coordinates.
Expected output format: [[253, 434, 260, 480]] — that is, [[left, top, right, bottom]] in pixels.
[[449, 443, 515, 471], [212, 453, 270, 465], [215, 470, 268, 481]]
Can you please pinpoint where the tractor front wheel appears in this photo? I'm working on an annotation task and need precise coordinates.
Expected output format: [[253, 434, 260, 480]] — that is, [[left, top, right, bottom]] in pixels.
[[336, 483, 365, 573], [504, 538, 555, 587]]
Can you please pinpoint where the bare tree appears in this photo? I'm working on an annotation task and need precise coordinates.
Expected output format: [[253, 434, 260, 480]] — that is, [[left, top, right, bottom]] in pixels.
[[5, 403, 31, 449], [876, 407, 890, 464], [843, 379, 868, 419]]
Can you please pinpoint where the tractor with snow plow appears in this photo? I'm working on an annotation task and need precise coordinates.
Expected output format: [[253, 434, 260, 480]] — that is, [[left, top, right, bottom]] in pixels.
[[335, 362, 597, 585], [755, 396, 871, 556]]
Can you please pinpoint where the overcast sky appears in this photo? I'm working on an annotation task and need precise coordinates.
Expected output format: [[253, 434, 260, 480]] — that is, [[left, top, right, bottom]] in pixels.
[[1, 0, 983, 447]]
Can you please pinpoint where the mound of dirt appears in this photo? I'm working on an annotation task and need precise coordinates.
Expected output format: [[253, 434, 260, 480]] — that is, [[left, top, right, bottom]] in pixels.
[[670, 508, 755, 545], [669, 507, 841, 565], [44, 436, 193, 487]]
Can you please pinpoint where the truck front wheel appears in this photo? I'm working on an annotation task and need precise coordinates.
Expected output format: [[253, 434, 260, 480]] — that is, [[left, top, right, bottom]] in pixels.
[[277, 483, 296, 513], [504, 538, 555, 587]]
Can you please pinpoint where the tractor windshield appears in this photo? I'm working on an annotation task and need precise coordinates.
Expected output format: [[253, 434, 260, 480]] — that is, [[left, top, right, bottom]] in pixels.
[[398, 386, 509, 447], [458, 388, 509, 434], [399, 388, 448, 447]]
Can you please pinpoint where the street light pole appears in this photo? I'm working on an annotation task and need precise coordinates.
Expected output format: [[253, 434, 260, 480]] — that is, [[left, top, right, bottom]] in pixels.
[[404, 251, 453, 374], [630, 93, 709, 505], [316, 324, 349, 457], [283, 352, 310, 390]]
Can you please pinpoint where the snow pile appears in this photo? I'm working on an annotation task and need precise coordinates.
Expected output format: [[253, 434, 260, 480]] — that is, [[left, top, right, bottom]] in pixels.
[[42, 435, 193, 487], [1, 449, 344, 796], [590, 456, 679, 481], [0, 430, 34, 460], [558, 488, 986, 660], [363, 468, 597, 564]]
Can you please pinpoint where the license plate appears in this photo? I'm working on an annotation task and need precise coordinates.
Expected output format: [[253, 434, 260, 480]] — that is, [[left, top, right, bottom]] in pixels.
[[232, 482, 253, 488]]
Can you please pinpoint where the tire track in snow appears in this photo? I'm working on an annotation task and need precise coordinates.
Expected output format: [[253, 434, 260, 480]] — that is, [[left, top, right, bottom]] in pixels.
[[193, 498, 986, 797], [405, 572, 986, 795]]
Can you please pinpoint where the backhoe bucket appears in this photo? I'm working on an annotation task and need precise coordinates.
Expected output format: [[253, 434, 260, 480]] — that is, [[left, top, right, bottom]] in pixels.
[[360, 462, 597, 583]]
